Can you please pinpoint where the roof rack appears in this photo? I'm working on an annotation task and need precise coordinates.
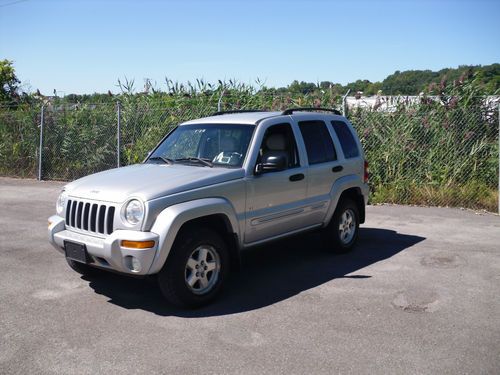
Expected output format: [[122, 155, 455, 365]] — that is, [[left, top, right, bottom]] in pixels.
[[281, 107, 342, 116], [211, 109, 267, 116]]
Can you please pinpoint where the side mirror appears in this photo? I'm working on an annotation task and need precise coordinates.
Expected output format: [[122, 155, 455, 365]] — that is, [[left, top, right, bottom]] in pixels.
[[255, 153, 287, 175]]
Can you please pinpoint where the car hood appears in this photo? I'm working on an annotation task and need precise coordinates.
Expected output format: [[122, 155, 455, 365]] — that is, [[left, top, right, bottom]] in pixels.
[[64, 163, 245, 203]]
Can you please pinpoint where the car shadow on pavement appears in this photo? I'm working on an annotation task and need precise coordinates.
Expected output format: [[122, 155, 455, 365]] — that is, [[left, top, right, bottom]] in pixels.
[[85, 227, 425, 317]]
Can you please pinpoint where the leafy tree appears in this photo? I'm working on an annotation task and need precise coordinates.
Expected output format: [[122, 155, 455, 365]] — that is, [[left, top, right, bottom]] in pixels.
[[364, 82, 382, 95], [0, 59, 20, 103], [476, 63, 500, 94], [287, 80, 317, 94], [345, 79, 372, 94]]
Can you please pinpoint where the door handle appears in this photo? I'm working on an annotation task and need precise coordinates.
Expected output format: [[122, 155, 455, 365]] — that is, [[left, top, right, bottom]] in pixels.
[[289, 173, 304, 181], [332, 165, 343, 173]]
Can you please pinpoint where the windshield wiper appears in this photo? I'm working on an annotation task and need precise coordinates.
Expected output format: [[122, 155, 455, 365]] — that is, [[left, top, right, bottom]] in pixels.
[[148, 156, 174, 165], [175, 157, 213, 167]]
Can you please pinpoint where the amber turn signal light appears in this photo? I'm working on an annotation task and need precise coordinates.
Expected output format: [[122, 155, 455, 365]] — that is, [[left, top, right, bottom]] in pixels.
[[120, 240, 155, 249]]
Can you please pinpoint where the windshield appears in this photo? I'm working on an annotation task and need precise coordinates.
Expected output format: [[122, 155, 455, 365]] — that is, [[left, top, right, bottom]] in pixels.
[[147, 124, 255, 168]]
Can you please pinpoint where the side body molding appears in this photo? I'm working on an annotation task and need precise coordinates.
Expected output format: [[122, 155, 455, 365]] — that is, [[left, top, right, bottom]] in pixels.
[[147, 198, 240, 274], [323, 174, 368, 226]]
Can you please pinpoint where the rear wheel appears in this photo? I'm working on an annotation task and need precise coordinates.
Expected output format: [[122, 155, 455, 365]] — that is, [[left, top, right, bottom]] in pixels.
[[322, 198, 360, 253], [157, 227, 229, 308]]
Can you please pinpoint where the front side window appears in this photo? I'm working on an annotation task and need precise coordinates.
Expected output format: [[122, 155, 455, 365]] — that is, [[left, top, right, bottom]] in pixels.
[[257, 123, 300, 171], [298, 120, 337, 165], [148, 124, 255, 167], [330, 121, 360, 159]]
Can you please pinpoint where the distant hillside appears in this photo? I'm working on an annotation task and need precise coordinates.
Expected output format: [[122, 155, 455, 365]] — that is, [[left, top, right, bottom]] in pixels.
[[379, 64, 499, 95], [274, 63, 499, 96]]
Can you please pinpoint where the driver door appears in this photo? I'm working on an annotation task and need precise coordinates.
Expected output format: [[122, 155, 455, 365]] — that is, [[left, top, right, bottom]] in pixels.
[[244, 122, 308, 244]]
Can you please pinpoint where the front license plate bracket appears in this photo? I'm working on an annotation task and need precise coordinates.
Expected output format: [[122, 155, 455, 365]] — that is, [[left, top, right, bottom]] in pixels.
[[64, 241, 89, 264]]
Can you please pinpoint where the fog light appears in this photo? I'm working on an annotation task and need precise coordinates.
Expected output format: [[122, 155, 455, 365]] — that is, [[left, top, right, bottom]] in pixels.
[[124, 255, 141, 272]]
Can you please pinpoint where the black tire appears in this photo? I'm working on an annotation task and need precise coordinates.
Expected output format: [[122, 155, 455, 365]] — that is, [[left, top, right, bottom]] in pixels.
[[66, 258, 98, 276], [157, 227, 230, 308], [322, 198, 360, 254]]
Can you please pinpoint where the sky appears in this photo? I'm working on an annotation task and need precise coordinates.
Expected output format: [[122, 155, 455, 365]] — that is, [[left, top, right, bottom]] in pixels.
[[0, 0, 499, 95]]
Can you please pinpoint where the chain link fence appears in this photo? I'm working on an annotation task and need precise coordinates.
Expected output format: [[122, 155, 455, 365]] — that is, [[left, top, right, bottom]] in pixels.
[[0, 105, 41, 178], [350, 104, 498, 212], [41, 104, 118, 180], [0, 98, 498, 212]]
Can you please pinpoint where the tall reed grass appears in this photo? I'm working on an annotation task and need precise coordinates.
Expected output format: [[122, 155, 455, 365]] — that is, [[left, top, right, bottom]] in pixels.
[[0, 77, 498, 211]]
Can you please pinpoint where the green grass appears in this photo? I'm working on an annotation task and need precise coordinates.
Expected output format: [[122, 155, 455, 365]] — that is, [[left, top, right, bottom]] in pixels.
[[371, 181, 498, 212]]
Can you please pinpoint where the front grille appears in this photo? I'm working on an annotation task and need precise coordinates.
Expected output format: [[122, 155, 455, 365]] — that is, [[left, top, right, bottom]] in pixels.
[[65, 199, 116, 235]]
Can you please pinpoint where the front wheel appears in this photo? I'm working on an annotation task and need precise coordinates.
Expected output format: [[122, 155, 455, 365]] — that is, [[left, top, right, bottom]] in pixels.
[[322, 198, 360, 254], [157, 228, 229, 308]]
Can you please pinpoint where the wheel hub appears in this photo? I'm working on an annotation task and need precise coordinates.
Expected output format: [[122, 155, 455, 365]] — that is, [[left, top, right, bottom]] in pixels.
[[338, 208, 356, 245], [184, 245, 220, 295]]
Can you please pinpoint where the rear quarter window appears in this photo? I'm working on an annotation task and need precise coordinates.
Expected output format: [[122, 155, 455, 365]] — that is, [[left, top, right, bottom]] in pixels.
[[330, 121, 360, 159]]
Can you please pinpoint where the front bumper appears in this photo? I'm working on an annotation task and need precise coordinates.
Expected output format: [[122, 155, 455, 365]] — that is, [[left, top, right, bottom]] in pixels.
[[48, 215, 159, 275]]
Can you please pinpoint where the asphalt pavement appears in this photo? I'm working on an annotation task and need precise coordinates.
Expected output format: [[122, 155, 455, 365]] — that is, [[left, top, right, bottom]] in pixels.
[[0, 177, 499, 374]]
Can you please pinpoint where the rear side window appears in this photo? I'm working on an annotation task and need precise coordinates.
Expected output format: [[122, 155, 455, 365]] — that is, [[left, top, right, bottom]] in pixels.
[[330, 121, 360, 158], [298, 120, 337, 164]]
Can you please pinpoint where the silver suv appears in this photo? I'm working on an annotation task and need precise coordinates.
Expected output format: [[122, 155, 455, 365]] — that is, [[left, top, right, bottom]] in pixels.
[[48, 108, 369, 307]]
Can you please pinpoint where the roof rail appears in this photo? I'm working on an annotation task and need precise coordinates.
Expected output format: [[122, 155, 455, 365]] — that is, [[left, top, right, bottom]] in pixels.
[[211, 109, 267, 116], [281, 107, 342, 116]]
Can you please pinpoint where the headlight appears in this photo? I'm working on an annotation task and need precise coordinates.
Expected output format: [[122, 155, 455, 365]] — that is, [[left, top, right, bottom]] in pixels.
[[56, 191, 67, 215], [124, 199, 144, 225]]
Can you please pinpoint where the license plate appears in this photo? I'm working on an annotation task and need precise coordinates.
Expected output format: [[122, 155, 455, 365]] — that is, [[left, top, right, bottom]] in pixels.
[[64, 241, 89, 263]]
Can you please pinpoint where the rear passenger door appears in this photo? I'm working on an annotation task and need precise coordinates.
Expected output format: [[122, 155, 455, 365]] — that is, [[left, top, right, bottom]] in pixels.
[[296, 119, 347, 224]]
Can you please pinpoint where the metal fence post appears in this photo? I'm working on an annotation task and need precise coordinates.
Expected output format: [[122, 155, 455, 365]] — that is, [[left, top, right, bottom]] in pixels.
[[117, 101, 121, 168], [498, 103, 499, 215], [342, 89, 350, 117], [37, 105, 44, 180], [217, 89, 225, 112]]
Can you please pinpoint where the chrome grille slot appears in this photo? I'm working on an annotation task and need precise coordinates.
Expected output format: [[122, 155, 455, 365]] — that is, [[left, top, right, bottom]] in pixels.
[[106, 206, 115, 234], [90, 204, 97, 232], [76, 201, 83, 228], [66, 199, 72, 224], [70, 200, 77, 227], [83, 203, 90, 230], [97, 205, 106, 234], [65, 198, 116, 235]]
